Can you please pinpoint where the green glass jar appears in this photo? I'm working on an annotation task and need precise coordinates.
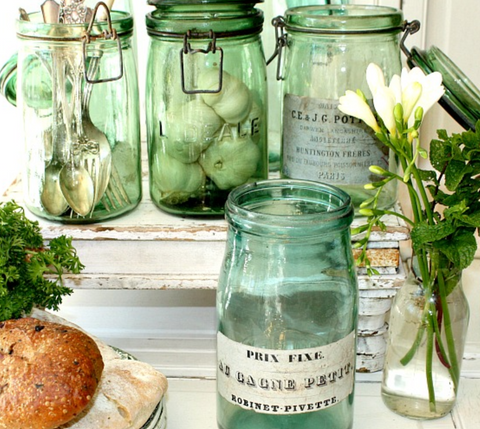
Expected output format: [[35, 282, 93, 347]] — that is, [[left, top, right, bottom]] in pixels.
[[0, 6, 141, 223], [271, 5, 405, 211], [145, 0, 268, 216], [217, 179, 358, 429]]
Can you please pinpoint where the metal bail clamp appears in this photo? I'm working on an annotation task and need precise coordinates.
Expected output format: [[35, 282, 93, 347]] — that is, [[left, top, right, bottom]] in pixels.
[[267, 16, 287, 81], [180, 30, 224, 95], [399, 20, 422, 58], [82, 1, 124, 84]]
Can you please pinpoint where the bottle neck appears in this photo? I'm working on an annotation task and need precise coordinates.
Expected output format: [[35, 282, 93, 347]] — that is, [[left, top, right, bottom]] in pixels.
[[226, 179, 354, 240]]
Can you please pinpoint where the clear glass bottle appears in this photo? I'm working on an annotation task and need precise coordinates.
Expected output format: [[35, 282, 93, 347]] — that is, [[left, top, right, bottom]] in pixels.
[[145, 0, 268, 216], [217, 179, 358, 429], [0, 5, 142, 223], [381, 259, 469, 419], [271, 5, 404, 211]]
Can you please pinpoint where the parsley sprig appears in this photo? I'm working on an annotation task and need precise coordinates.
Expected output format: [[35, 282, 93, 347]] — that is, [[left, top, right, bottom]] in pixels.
[[0, 201, 84, 321]]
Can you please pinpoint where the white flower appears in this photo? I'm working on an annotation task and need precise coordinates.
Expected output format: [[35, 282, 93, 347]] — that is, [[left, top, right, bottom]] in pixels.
[[338, 90, 380, 133], [401, 81, 423, 123], [401, 67, 445, 126], [366, 63, 386, 97], [373, 86, 397, 135], [388, 74, 402, 104]]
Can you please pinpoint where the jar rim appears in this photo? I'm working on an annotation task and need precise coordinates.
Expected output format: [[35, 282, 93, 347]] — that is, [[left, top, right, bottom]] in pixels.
[[225, 179, 354, 236], [284, 5, 404, 34], [145, 8, 263, 37], [16, 11, 133, 40]]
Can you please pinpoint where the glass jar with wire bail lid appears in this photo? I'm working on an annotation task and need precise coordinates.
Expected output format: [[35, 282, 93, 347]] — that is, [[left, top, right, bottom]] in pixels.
[[0, 2, 142, 223], [145, 0, 268, 216], [270, 5, 414, 212]]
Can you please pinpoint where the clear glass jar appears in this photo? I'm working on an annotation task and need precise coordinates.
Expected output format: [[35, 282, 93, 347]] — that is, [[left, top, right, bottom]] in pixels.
[[1, 6, 142, 223], [217, 179, 358, 429], [381, 259, 469, 419], [145, 0, 268, 216], [271, 5, 404, 211]]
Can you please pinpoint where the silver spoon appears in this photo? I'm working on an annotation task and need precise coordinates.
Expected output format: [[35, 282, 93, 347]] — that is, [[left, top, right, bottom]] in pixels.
[[41, 53, 69, 216], [82, 52, 112, 208], [59, 51, 95, 217]]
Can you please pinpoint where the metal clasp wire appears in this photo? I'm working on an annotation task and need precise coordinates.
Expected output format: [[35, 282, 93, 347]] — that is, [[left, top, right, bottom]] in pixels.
[[399, 20, 422, 58], [267, 16, 287, 81], [82, 1, 124, 84], [180, 30, 224, 95]]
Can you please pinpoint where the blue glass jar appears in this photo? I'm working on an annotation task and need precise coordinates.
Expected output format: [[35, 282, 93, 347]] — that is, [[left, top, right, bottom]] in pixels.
[[217, 179, 358, 429]]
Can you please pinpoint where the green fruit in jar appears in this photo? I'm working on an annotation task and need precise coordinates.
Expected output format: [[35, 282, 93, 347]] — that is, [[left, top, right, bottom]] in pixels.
[[199, 69, 252, 125], [165, 99, 224, 163], [152, 151, 205, 205], [199, 136, 260, 190]]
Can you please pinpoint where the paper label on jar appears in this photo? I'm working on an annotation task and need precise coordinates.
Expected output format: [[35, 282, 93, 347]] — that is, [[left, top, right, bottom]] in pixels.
[[282, 94, 389, 185], [217, 331, 355, 415]]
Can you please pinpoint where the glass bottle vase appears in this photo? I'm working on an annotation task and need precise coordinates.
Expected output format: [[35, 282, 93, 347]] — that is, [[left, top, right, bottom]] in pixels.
[[381, 263, 470, 419]]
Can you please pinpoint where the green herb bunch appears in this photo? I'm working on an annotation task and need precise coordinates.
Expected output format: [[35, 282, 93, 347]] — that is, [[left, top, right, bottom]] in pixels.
[[339, 63, 479, 412], [0, 201, 84, 321]]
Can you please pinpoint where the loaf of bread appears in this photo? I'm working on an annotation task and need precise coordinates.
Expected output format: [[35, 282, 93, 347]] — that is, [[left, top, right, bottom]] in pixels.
[[31, 309, 168, 429], [0, 317, 104, 429]]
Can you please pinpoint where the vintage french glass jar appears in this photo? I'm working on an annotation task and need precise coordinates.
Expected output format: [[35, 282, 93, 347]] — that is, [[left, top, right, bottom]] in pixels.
[[271, 5, 405, 211], [217, 179, 358, 429], [0, 5, 141, 223], [145, 0, 268, 216]]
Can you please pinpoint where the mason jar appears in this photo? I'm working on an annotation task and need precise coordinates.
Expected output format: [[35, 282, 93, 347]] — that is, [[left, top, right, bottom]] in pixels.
[[0, 4, 142, 223], [217, 179, 358, 429], [271, 5, 406, 211], [145, 0, 268, 216]]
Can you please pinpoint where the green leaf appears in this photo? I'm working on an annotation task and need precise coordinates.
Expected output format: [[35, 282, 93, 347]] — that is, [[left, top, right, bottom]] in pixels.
[[436, 129, 449, 141], [444, 160, 472, 191], [457, 211, 480, 228], [430, 138, 451, 171], [433, 229, 477, 270], [410, 220, 456, 250], [418, 168, 438, 184], [0, 200, 82, 321]]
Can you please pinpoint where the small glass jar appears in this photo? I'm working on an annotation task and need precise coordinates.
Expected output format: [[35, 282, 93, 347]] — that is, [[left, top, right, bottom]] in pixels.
[[217, 179, 358, 429], [0, 5, 142, 223], [145, 0, 268, 216], [271, 5, 406, 211]]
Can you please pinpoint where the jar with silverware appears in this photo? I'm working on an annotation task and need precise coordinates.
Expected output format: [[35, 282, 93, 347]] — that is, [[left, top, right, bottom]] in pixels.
[[145, 0, 268, 216], [0, 1, 141, 223]]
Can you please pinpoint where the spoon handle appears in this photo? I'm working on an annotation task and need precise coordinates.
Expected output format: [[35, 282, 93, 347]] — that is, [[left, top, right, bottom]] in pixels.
[[41, 0, 60, 23]]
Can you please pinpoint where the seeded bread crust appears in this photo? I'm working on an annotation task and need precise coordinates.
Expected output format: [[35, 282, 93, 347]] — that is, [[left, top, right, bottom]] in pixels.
[[0, 318, 104, 429]]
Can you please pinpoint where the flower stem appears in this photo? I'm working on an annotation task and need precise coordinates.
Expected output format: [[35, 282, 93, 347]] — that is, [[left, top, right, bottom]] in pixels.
[[437, 269, 461, 392]]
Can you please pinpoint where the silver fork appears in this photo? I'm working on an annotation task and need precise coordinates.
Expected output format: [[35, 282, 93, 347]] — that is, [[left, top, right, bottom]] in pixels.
[[101, 165, 132, 211]]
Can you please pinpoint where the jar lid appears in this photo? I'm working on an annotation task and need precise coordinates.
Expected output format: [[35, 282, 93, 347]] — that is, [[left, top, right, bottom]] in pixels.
[[284, 5, 404, 34], [406, 45, 480, 130]]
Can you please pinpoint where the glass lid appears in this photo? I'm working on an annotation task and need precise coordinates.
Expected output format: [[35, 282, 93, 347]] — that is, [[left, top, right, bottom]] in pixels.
[[407, 45, 480, 131]]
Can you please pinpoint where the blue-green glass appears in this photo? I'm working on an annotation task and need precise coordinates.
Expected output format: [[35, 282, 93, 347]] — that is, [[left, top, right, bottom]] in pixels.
[[217, 179, 358, 429], [145, 2, 268, 216], [2, 11, 141, 223], [279, 5, 403, 212]]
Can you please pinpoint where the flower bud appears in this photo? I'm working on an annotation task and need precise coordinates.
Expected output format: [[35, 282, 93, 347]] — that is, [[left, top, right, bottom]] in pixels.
[[358, 208, 374, 217], [369, 165, 390, 176]]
